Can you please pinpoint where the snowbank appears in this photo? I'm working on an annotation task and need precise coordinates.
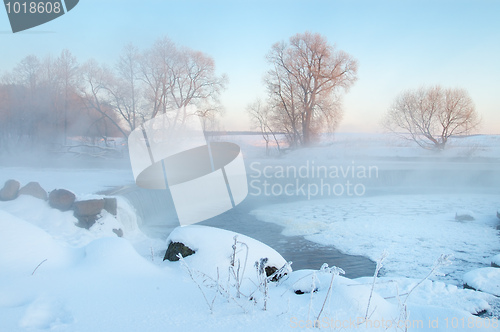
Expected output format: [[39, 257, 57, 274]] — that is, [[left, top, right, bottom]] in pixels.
[[355, 277, 494, 315], [492, 254, 500, 267], [0, 210, 81, 278], [165, 225, 289, 288], [463, 268, 500, 296]]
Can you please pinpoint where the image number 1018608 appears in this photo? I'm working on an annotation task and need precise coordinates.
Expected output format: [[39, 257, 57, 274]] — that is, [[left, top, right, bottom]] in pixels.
[[3, 0, 79, 33]]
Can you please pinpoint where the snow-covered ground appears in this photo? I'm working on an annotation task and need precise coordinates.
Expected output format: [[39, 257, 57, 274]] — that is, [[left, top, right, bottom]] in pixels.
[[1, 133, 499, 331], [0, 200, 497, 331]]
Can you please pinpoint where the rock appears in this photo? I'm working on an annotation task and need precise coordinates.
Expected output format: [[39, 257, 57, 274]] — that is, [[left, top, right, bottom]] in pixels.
[[295, 288, 318, 295], [265, 266, 278, 278], [48, 189, 76, 211], [18, 182, 47, 200], [463, 283, 476, 291], [163, 242, 195, 261], [264, 265, 287, 282], [73, 199, 105, 216], [112, 228, 124, 237], [75, 215, 100, 229], [72, 199, 105, 229], [103, 197, 117, 216], [289, 270, 321, 295], [0, 179, 20, 201]]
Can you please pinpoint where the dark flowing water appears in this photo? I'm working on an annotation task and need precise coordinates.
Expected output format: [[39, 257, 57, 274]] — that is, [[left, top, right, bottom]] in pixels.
[[114, 185, 376, 279]]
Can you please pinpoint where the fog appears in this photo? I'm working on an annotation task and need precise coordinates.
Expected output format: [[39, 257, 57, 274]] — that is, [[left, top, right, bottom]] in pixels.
[[1, 133, 499, 279]]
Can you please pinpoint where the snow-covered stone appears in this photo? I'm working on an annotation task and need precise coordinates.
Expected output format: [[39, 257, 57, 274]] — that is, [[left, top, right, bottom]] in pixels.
[[165, 225, 289, 286], [491, 254, 500, 268], [49, 189, 76, 211], [455, 209, 475, 221], [463, 267, 500, 296]]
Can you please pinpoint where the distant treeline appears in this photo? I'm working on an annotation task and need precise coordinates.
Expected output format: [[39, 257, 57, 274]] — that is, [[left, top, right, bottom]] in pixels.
[[0, 37, 226, 154]]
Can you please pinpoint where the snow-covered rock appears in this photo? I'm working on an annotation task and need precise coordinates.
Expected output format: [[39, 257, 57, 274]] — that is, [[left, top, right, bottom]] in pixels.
[[163, 241, 195, 261], [286, 269, 320, 294], [463, 267, 500, 296], [455, 209, 475, 221], [165, 225, 289, 286], [49, 189, 76, 211], [492, 254, 500, 268]]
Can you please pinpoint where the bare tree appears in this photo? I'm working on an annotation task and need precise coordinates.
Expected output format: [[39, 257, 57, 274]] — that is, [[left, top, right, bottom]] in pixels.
[[13, 55, 41, 91], [140, 37, 227, 125], [247, 99, 281, 155], [55, 49, 79, 144], [114, 43, 142, 132], [383, 85, 481, 150], [265, 32, 358, 147], [78, 59, 129, 138]]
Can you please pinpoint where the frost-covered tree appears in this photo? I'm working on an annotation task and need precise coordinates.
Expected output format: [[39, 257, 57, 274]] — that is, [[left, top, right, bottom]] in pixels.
[[383, 86, 481, 150], [265, 32, 358, 147]]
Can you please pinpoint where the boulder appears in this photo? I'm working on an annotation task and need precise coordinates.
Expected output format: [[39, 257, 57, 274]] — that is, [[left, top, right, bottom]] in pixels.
[[73, 199, 106, 229], [163, 242, 195, 261], [75, 214, 100, 229], [112, 228, 124, 237], [18, 182, 47, 200], [73, 199, 105, 217], [103, 197, 117, 216], [48, 189, 76, 211], [0, 179, 20, 201]]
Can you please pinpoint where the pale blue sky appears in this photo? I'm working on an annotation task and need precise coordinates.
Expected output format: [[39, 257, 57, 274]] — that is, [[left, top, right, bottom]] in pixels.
[[1, 0, 499, 133]]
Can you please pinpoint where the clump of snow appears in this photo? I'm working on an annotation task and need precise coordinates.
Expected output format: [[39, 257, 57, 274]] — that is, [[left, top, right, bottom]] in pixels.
[[463, 268, 500, 296], [492, 254, 500, 267], [166, 225, 289, 288], [286, 269, 321, 294]]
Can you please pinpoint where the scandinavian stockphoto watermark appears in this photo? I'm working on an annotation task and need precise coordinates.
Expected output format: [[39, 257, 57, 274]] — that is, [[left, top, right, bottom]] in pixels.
[[3, 0, 79, 33], [249, 160, 378, 199], [128, 106, 248, 226]]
